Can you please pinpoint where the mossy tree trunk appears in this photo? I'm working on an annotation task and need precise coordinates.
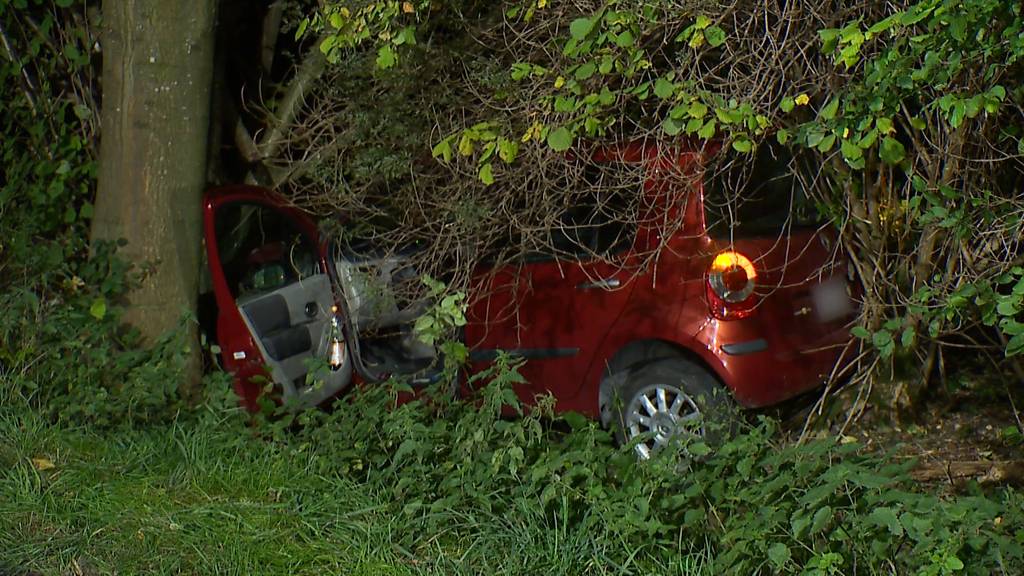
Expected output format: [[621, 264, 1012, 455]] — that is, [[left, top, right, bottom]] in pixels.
[[92, 0, 217, 394]]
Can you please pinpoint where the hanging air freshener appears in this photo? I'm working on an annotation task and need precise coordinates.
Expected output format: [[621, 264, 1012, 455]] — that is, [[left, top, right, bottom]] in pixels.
[[326, 306, 346, 370]]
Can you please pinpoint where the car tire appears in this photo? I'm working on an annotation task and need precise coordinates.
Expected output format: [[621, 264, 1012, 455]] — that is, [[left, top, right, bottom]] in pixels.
[[610, 357, 737, 459]]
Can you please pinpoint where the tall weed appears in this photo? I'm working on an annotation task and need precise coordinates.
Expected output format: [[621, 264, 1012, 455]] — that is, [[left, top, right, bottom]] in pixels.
[[240, 356, 1024, 574]]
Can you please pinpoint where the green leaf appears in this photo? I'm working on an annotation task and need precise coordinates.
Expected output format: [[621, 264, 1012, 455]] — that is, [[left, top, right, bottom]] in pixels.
[[393, 26, 417, 46], [715, 107, 739, 124], [497, 138, 519, 163], [688, 101, 708, 119], [73, 104, 93, 120], [662, 117, 682, 136], [780, 97, 795, 113], [89, 299, 107, 321], [1008, 333, 1024, 357], [811, 506, 832, 534], [901, 327, 916, 348], [841, 139, 862, 161], [731, 138, 753, 153], [997, 298, 1019, 317], [510, 62, 532, 81], [816, 133, 836, 153], [478, 163, 494, 185], [791, 511, 811, 537], [697, 119, 716, 139], [856, 131, 878, 151], [574, 62, 596, 80], [431, 138, 453, 162], [458, 133, 474, 157], [547, 126, 574, 152], [901, 5, 933, 25], [704, 26, 726, 47], [850, 326, 870, 339], [319, 35, 337, 56], [867, 12, 901, 35], [819, 28, 840, 52], [776, 129, 789, 144], [879, 137, 905, 164], [872, 329, 892, 349], [654, 78, 675, 100], [569, 17, 595, 40], [868, 507, 903, 536], [554, 95, 576, 113], [819, 97, 840, 121], [614, 30, 635, 48], [767, 543, 791, 569], [376, 44, 396, 69]]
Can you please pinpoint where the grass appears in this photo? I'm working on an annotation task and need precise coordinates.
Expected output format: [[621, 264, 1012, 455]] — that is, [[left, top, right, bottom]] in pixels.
[[0, 406, 713, 575], [1, 411, 399, 574], [3, 368, 1022, 576]]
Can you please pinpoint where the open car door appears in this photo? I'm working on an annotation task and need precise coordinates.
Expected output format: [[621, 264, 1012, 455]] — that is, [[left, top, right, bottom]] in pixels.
[[204, 187, 351, 410]]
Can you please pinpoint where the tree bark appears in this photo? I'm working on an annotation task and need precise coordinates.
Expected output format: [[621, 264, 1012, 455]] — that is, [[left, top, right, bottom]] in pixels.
[[92, 0, 217, 393]]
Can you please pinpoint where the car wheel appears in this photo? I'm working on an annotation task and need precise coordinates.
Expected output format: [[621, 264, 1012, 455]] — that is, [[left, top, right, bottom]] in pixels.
[[611, 357, 736, 459]]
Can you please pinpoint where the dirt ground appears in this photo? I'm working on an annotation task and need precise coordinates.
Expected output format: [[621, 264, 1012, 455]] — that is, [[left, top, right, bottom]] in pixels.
[[778, 374, 1024, 490]]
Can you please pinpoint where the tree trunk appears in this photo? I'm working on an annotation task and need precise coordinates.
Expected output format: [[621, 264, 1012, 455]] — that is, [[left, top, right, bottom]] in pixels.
[[92, 0, 217, 394]]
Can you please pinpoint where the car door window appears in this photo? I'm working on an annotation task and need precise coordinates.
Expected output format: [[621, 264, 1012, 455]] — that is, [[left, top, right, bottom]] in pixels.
[[545, 163, 637, 260], [703, 141, 823, 238], [214, 202, 318, 299]]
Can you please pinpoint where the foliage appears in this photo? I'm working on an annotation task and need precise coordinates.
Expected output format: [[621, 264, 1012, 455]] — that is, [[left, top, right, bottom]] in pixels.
[[290, 0, 1024, 411], [0, 0, 99, 288], [0, 0, 192, 427], [3, 357, 1024, 574], [1, 241, 194, 427]]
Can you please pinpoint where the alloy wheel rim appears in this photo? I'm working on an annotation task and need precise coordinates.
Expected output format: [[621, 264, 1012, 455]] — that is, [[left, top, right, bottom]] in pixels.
[[625, 383, 702, 459]]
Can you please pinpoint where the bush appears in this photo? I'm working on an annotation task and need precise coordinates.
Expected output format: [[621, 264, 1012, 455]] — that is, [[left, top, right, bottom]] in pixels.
[[0, 1, 192, 428], [0, 241, 194, 427], [238, 356, 1024, 574]]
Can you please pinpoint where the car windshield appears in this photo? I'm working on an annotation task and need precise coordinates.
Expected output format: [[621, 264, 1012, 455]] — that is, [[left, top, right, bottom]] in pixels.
[[702, 141, 823, 239]]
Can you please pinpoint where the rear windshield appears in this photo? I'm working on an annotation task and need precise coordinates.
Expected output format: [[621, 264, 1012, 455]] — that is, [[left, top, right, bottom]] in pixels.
[[702, 141, 823, 239]]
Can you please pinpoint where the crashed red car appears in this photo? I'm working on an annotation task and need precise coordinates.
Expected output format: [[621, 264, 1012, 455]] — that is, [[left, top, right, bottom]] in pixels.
[[201, 140, 856, 456]]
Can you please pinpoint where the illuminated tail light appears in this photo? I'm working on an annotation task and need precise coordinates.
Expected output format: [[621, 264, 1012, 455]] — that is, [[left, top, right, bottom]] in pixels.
[[707, 251, 758, 319]]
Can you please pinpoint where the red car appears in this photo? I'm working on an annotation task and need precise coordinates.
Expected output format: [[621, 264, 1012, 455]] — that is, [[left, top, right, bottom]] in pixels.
[[202, 141, 856, 456]]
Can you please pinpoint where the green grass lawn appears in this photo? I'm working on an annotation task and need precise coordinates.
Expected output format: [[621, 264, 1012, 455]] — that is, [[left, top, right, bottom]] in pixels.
[[1, 411, 401, 574], [3, 376, 1021, 576], [0, 407, 712, 575]]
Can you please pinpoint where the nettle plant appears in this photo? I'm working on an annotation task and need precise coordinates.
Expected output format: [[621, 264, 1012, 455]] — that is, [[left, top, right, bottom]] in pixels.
[[300, 0, 1023, 406]]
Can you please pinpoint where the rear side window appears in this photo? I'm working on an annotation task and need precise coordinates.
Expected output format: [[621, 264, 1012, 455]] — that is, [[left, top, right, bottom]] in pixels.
[[702, 141, 822, 239], [542, 162, 638, 260]]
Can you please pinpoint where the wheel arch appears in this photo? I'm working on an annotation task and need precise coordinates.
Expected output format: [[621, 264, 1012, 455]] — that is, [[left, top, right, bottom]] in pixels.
[[597, 338, 729, 426]]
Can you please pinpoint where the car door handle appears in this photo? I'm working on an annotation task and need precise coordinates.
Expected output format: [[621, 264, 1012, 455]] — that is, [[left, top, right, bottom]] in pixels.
[[576, 278, 621, 290]]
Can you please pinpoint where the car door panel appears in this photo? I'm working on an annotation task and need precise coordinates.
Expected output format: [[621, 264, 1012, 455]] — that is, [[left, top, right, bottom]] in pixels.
[[237, 273, 335, 388], [204, 187, 351, 410]]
